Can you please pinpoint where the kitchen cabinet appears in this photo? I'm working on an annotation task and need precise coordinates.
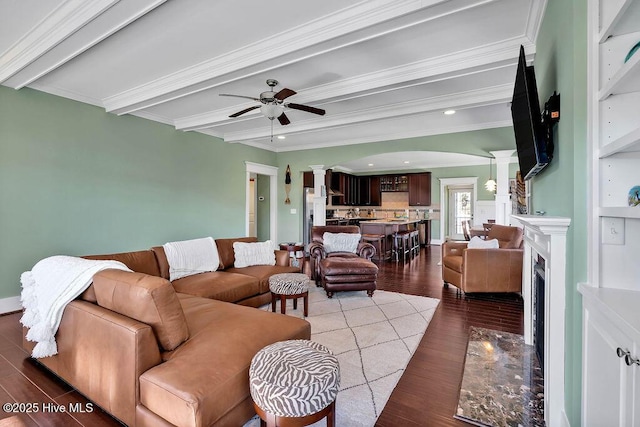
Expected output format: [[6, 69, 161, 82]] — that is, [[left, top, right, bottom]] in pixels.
[[582, 1, 640, 423], [408, 173, 431, 206], [359, 176, 381, 206], [380, 174, 408, 192]]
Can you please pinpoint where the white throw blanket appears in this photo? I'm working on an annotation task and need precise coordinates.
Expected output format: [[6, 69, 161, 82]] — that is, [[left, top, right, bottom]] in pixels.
[[20, 255, 131, 358]]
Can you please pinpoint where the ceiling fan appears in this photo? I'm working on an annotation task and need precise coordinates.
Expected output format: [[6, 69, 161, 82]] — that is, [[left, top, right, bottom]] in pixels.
[[220, 79, 325, 125]]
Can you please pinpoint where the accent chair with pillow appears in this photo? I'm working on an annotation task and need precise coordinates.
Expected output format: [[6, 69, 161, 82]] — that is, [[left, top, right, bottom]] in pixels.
[[309, 226, 378, 298], [441, 224, 524, 294]]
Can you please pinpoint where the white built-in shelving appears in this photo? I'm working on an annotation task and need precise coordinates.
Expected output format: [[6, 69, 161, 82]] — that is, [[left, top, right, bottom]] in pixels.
[[582, 0, 640, 424]]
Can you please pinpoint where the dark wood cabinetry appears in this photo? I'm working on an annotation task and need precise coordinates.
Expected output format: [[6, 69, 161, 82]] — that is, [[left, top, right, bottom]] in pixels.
[[408, 172, 431, 206], [304, 170, 428, 207]]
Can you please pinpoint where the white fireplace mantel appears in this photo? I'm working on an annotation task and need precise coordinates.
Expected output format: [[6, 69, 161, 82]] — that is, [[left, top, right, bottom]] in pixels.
[[512, 214, 571, 427]]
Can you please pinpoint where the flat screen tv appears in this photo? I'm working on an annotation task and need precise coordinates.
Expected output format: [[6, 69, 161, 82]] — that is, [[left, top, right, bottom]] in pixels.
[[511, 45, 551, 180]]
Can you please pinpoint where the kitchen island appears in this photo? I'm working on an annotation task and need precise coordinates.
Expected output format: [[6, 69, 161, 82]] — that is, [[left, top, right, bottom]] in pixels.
[[359, 219, 427, 261]]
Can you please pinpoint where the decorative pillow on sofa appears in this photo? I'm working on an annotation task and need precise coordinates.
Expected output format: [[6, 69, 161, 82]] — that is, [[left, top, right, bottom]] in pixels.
[[467, 236, 500, 249], [93, 269, 189, 351], [233, 240, 276, 268], [163, 237, 220, 282], [323, 232, 361, 253]]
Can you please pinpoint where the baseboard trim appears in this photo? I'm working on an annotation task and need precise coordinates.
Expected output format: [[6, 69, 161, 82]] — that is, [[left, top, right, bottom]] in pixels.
[[430, 239, 443, 245], [0, 296, 22, 315]]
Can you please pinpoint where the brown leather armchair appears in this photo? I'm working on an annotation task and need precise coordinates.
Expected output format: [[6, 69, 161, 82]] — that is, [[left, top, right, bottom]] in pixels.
[[309, 226, 377, 298], [308, 225, 375, 281], [442, 224, 524, 294]]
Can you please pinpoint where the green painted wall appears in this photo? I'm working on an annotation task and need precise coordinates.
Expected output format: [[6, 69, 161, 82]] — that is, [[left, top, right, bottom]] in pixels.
[[0, 86, 276, 299], [533, 0, 588, 424], [274, 127, 518, 243]]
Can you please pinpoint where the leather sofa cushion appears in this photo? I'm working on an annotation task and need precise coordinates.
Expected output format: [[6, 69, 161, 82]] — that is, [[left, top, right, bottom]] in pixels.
[[93, 269, 189, 351], [171, 271, 260, 302], [215, 237, 257, 269], [140, 294, 311, 427], [225, 265, 300, 293], [82, 250, 161, 302]]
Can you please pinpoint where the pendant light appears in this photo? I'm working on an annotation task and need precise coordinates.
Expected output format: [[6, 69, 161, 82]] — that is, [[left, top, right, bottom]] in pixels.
[[485, 157, 497, 192]]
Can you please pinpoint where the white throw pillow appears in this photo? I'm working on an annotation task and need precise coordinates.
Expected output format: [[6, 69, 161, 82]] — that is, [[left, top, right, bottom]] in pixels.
[[233, 240, 276, 268], [467, 236, 500, 249], [323, 232, 361, 253], [163, 237, 219, 281]]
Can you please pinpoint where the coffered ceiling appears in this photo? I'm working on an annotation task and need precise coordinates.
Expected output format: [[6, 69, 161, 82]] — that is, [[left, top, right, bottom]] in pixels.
[[0, 0, 545, 157]]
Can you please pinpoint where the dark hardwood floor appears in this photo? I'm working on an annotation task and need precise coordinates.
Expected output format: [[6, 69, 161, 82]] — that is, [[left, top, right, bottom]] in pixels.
[[0, 245, 523, 426]]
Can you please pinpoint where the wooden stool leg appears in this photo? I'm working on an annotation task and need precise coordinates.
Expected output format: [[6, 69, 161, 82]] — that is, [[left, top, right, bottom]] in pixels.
[[271, 293, 277, 313], [293, 298, 298, 310], [327, 401, 336, 427], [303, 292, 308, 317], [280, 295, 287, 314]]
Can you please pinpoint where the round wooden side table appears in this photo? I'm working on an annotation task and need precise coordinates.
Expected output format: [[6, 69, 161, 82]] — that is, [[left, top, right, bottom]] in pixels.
[[279, 243, 305, 273]]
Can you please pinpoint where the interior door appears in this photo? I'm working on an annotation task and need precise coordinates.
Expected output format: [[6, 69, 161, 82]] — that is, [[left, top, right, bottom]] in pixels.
[[447, 186, 473, 240]]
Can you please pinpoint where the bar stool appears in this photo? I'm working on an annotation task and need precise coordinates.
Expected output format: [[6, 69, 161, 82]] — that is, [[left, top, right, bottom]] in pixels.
[[393, 231, 412, 262], [361, 234, 387, 261], [409, 229, 420, 257]]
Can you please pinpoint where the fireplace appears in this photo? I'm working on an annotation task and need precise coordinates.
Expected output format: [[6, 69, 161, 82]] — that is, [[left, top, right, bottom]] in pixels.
[[533, 255, 545, 374], [511, 214, 570, 427]]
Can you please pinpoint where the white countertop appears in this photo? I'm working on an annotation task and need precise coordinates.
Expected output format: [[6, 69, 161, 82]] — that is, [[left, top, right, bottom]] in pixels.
[[359, 219, 421, 225]]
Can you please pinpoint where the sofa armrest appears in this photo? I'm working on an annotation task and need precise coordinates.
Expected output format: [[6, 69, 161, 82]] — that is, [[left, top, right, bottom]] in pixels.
[[24, 300, 162, 427], [462, 248, 524, 293], [442, 241, 468, 258]]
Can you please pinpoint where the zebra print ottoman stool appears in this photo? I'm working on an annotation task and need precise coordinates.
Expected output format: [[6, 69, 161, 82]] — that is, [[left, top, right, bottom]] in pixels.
[[269, 272, 310, 317], [250, 340, 340, 427]]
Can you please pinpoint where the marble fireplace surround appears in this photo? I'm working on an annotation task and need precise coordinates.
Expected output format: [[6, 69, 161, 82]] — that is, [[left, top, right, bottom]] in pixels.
[[512, 214, 571, 427]]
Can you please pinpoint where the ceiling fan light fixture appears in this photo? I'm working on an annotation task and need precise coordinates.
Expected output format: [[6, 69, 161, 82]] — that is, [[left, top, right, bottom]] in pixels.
[[260, 104, 281, 120]]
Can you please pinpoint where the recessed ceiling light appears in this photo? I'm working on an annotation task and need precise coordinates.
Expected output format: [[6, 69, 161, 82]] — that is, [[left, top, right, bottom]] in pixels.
[[444, 109, 456, 115], [277, 135, 286, 139], [404, 161, 410, 164], [368, 163, 374, 167]]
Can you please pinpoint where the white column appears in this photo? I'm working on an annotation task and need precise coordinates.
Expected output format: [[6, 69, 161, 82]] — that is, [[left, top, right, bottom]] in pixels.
[[491, 150, 515, 225], [309, 165, 327, 226]]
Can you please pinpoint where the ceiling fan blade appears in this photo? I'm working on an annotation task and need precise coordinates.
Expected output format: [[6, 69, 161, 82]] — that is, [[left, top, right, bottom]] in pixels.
[[219, 94, 261, 102], [274, 88, 296, 101], [286, 102, 325, 116], [229, 105, 260, 118], [277, 112, 291, 126]]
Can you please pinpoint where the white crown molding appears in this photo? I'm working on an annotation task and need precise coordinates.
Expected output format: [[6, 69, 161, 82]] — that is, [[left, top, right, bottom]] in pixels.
[[0, 0, 119, 84], [28, 81, 104, 107], [174, 37, 530, 132], [103, 0, 503, 115], [222, 85, 513, 143], [11, 0, 167, 89], [525, 0, 548, 43]]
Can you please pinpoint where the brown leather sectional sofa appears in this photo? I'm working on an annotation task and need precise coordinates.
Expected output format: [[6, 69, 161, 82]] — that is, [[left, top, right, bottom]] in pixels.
[[23, 237, 310, 427]]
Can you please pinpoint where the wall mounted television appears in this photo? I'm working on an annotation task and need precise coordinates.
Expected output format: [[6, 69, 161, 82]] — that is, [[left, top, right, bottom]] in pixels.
[[511, 45, 558, 181]]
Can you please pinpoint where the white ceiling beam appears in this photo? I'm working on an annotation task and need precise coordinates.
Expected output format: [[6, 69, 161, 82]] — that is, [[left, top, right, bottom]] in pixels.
[[0, 0, 119, 84], [222, 84, 513, 143], [102, 0, 499, 115], [175, 37, 533, 131], [8, 0, 167, 89]]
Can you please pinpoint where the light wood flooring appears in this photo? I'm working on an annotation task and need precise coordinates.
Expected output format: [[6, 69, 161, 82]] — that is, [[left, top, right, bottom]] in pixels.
[[0, 245, 523, 426]]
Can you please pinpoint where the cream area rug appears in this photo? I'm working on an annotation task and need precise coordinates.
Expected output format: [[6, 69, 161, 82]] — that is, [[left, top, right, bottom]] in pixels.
[[245, 284, 440, 427]]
